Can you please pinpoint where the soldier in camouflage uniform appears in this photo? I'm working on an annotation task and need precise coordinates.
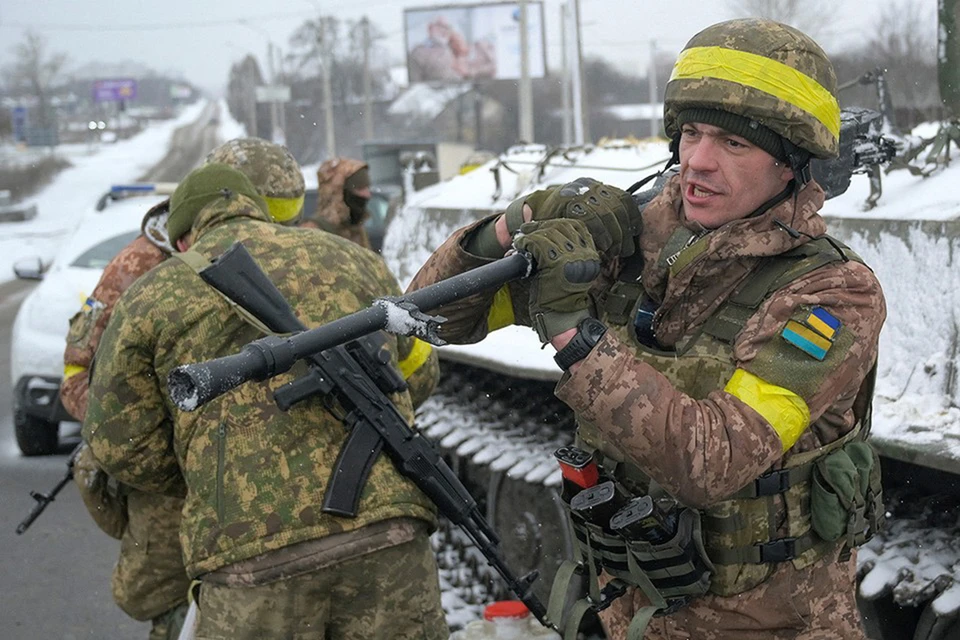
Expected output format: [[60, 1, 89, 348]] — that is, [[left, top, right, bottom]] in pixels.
[[64, 138, 347, 640], [300, 157, 374, 249], [407, 19, 883, 640], [82, 163, 446, 640]]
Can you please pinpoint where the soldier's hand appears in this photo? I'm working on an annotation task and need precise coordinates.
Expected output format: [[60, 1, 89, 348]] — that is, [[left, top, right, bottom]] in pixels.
[[503, 177, 642, 260], [513, 219, 601, 342], [73, 443, 128, 539]]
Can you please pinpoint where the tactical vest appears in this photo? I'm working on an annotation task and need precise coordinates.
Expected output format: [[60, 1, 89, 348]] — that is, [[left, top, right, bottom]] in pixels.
[[548, 231, 882, 638]]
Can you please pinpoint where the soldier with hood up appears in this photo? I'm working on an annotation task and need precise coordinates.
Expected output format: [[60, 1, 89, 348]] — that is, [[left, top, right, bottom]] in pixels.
[[63, 137, 306, 640], [300, 157, 374, 249], [406, 18, 884, 640]]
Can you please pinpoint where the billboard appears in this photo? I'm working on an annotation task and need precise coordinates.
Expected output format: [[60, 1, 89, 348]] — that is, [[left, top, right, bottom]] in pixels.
[[93, 79, 138, 103], [405, 2, 546, 84]]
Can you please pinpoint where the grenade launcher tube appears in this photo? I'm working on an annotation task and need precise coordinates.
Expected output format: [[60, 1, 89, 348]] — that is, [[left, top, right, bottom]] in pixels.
[[168, 251, 531, 411]]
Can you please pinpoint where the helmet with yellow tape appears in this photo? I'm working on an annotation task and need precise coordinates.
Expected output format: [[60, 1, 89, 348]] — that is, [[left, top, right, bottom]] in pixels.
[[205, 138, 306, 224], [663, 18, 840, 161]]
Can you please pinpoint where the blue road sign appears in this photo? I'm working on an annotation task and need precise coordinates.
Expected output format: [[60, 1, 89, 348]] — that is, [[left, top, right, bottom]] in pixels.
[[93, 79, 138, 103]]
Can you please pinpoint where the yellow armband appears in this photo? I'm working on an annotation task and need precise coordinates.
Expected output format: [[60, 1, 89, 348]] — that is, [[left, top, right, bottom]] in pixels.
[[724, 368, 810, 452]]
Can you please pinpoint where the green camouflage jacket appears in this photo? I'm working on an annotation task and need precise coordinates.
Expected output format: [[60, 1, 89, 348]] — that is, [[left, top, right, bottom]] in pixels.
[[83, 193, 437, 578]]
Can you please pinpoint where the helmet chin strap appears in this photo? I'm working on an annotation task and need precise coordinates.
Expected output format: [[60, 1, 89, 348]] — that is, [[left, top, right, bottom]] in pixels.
[[781, 138, 813, 187]]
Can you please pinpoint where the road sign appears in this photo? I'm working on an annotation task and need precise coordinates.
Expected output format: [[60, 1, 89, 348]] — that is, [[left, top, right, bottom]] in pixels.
[[11, 106, 28, 142], [93, 79, 138, 103], [255, 85, 291, 103]]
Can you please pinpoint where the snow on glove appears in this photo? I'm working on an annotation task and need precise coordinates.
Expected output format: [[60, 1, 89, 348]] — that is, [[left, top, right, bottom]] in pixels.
[[503, 177, 641, 260], [513, 218, 601, 342]]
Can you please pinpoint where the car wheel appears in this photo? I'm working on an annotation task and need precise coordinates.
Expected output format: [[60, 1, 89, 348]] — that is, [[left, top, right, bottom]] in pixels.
[[14, 408, 59, 456]]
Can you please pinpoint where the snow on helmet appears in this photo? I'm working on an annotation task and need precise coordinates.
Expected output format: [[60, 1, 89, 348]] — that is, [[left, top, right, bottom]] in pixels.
[[663, 18, 840, 159]]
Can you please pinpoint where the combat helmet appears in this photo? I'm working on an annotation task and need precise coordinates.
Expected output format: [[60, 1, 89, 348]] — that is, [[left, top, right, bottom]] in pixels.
[[663, 18, 840, 169], [205, 138, 306, 223]]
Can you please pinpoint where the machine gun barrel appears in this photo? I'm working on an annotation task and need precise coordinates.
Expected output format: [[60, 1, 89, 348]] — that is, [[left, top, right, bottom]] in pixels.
[[16, 445, 80, 534]]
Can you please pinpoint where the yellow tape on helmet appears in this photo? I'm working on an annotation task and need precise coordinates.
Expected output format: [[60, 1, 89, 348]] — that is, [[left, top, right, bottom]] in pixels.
[[263, 194, 305, 223], [671, 46, 840, 140], [724, 368, 811, 452]]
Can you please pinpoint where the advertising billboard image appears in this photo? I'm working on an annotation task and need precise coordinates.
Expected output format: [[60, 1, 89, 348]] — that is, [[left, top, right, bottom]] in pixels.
[[405, 2, 545, 84]]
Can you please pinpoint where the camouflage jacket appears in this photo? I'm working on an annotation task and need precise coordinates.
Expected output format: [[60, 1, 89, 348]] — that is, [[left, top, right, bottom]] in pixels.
[[83, 194, 437, 578], [407, 176, 884, 637], [300, 157, 371, 249], [62, 234, 166, 421], [409, 175, 885, 504]]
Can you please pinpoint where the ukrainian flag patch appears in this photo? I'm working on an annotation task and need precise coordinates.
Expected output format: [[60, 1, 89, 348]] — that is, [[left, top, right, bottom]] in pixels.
[[781, 307, 841, 361]]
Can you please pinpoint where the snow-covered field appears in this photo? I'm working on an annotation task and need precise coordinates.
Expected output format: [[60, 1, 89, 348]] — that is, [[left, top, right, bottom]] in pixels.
[[0, 100, 207, 283]]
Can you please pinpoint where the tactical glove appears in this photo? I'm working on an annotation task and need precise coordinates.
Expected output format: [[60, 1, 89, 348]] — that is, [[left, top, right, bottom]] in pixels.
[[504, 177, 642, 260], [513, 219, 601, 342]]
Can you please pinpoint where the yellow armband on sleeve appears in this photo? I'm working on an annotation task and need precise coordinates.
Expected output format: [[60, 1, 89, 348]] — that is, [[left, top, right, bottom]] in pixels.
[[398, 338, 433, 379], [64, 364, 87, 380], [486, 285, 515, 332], [724, 368, 810, 452]]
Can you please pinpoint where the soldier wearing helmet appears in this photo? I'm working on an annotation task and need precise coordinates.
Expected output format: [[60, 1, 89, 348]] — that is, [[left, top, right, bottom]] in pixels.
[[406, 18, 884, 639], [63, 136, 308, 640]]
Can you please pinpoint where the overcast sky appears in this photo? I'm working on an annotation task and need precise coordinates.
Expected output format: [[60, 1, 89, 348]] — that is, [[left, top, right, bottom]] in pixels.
[[0, 0, 935, 95]]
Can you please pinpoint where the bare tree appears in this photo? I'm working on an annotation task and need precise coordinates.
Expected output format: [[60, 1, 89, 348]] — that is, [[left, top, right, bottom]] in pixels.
[[3, 31, 67, 129], [725, 0, 834, 42], [866, 0, 938, 115]]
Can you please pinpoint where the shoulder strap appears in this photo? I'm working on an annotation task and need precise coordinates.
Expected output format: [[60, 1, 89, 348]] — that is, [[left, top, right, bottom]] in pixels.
[[171, 250, 278, 337], [703, 236, 863, 344]]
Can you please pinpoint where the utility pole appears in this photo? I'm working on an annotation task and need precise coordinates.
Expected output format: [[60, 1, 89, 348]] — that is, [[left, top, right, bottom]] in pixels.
[[268, 41, 280, 143], [560, 2, 572, 145], [320, 17, 337, 156], [571, 0, 586, 144], [518, 0, 534, 143], [361, 17, 374, 141], [648, 39, 659, 138]]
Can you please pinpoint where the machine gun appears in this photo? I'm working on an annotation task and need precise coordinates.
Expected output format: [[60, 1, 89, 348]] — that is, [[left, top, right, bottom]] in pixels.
[[16, 444, 81, 534], [171, 243, 554, 627]]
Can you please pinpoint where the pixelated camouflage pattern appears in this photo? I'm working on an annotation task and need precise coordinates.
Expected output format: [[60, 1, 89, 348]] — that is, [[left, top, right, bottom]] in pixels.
[[62, 234, 167, 421], [73, 443, 128, 539], [204, 138, 305, 199], [60, 229, 188, 626], [193, 534, 447, 640], [113, 491, 190, 621], [663, 18, 839, 158], [83, 192, 437, 579], [300, 157, 372, 249], [406, 174, 883, 638]]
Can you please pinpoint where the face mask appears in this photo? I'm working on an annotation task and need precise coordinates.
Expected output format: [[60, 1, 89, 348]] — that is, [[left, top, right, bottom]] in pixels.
[[344, 189, 369, 225]]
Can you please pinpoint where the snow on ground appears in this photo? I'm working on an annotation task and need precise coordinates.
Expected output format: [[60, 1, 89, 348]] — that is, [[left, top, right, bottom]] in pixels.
[[215, 98, 247, 142], [0, 100, 207, 284]]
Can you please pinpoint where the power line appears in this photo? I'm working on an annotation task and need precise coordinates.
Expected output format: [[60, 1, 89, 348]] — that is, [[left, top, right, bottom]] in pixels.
[[0, 12, 314, 32]]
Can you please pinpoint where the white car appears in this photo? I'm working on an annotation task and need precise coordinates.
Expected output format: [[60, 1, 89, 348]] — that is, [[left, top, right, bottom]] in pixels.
[[10, 186, 172, 456]]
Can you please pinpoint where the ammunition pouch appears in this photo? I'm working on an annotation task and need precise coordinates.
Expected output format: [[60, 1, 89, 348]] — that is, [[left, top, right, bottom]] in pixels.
[[548, 498, 713, 640], [810, 441, 884, 551]]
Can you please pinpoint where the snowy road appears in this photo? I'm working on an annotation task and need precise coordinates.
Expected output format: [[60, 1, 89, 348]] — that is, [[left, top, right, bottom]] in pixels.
[[0, 278, 149, 639]]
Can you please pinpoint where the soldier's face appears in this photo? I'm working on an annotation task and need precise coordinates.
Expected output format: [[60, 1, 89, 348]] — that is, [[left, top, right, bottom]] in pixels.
[[678, 122, 794, 229]]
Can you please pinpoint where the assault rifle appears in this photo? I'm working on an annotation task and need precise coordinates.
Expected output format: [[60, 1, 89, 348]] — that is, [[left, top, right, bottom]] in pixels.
[[170, 244, 553, 627], [16, 444, 82, 534]]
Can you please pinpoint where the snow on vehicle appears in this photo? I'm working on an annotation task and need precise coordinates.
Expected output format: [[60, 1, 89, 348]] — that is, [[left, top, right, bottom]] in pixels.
[[383, 131, 960, 638]]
